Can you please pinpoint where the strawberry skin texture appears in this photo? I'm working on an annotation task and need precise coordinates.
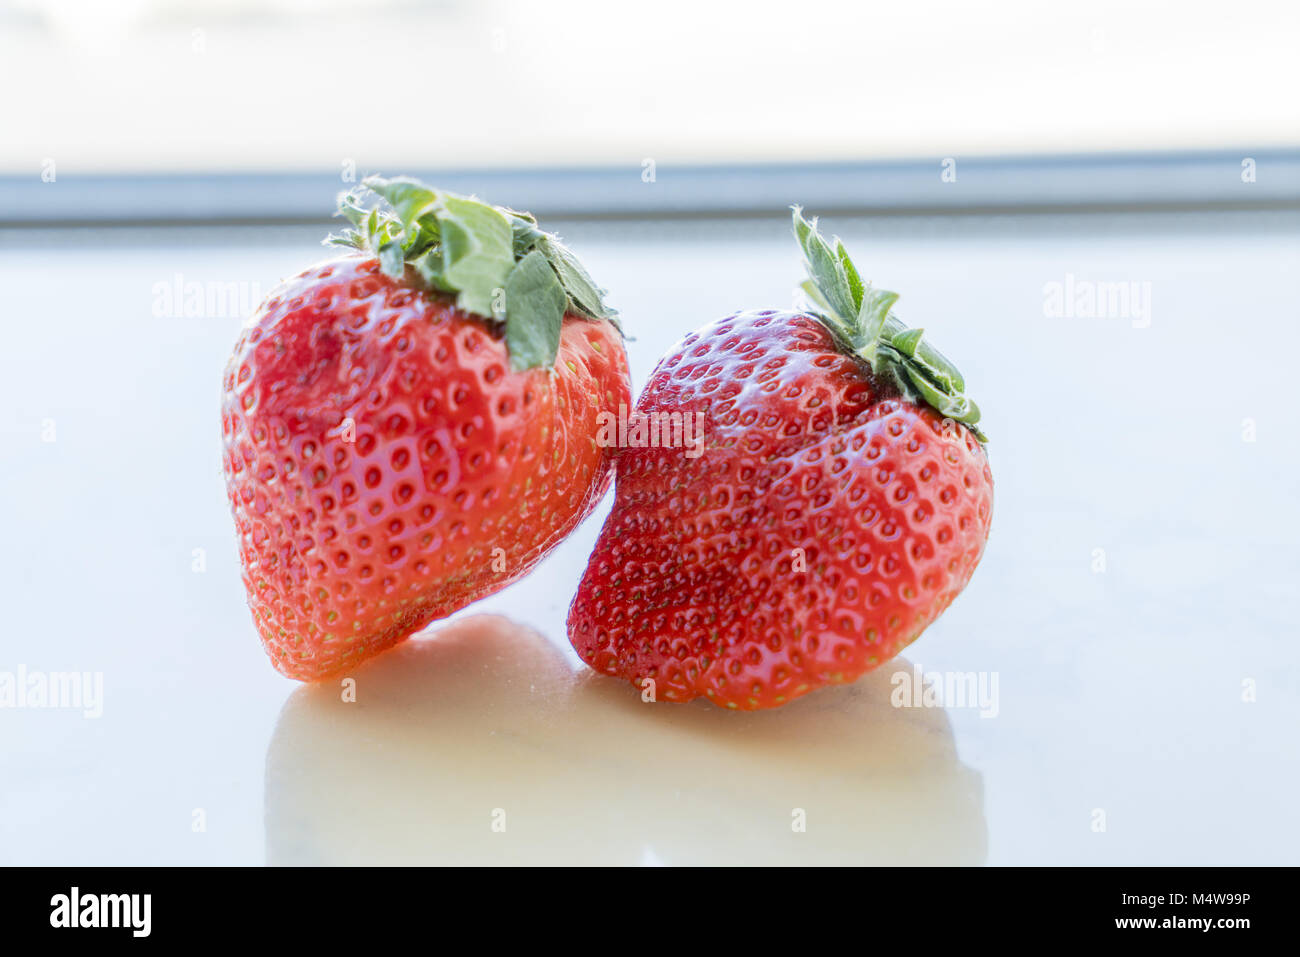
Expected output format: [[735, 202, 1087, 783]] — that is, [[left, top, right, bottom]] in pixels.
[[567, 310, 993, 710], [222, 256, 630, 680]]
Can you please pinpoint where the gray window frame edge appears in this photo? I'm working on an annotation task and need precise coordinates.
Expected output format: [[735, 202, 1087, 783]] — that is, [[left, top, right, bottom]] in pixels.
[[2, 149, 1297, 226]]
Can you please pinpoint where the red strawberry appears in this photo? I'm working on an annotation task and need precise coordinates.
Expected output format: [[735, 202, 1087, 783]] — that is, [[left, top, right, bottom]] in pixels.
[[568, 208, 993, 710], [222, 177, 630, 680]]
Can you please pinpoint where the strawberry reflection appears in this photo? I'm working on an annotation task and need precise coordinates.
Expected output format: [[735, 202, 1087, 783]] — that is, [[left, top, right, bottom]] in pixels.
[[266, 615, 986, 865]]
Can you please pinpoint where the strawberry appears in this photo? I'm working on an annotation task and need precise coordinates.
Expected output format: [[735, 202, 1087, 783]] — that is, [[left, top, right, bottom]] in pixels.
[[567, 208, 993, 710], [222, 177, 630, 680]]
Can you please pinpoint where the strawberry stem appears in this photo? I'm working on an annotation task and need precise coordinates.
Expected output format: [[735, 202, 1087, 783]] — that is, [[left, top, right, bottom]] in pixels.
[[327, 176, 619, 371], [792, 207, 986, 441]]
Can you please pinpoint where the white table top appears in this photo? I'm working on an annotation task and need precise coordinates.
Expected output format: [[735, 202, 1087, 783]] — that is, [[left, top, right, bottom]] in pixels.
[[2, 210, 1297, 865]]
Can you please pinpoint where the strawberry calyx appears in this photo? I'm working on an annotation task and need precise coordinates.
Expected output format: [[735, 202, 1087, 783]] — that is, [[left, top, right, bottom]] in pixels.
[[327, 175, 619, 371], [792, 207, 986, 442]]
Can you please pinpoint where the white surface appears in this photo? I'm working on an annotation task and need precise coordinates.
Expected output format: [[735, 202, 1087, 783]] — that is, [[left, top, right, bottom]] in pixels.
[[1, 210, 1298, 865]]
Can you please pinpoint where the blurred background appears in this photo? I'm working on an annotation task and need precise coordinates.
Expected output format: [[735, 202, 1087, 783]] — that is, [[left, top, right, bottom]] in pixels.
[[3, 0, 1300, 219], [1, 0, 1298, 866], [3, 0, 1299, 172]]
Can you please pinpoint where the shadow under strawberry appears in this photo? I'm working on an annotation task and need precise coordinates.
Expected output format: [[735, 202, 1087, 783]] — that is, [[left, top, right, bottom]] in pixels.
[[264, 615, 986, 865]]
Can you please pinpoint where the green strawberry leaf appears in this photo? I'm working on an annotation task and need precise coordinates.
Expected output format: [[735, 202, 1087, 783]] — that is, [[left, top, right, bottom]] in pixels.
[[889, 326, 925, 358], [510, 214, 547, 256], [836, 237, 865, 313], [337, 192, 370, 228], [856, 287, 900, 353], [377, 240, 405, 279], [503, 250, 567, 371], [324, 228, 365, 250], [409, 249, 451, 293], [540, 236, 612, 321], [903, 363, 977, 423], [914, 338, 965, 393], [434, 195, 515, 319], [793, 207, 987, 442], [326, 175, 621, 370], [362, 177, 441, 237], [793, 206, 856, 329], [402, 221, 440, 259], [800, 278, 833, 315]]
